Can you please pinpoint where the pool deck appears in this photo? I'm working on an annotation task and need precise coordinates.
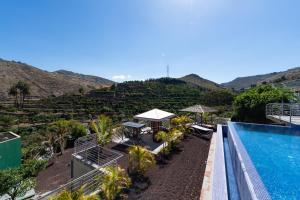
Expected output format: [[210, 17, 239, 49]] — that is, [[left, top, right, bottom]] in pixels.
[[200, 132, 216, 200], [267, 115, 300, 125], [200, 125, 228, 200]]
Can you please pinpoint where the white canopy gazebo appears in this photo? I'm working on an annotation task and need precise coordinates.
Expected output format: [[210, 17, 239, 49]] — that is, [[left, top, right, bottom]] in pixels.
[[134, 108, 176, 142]]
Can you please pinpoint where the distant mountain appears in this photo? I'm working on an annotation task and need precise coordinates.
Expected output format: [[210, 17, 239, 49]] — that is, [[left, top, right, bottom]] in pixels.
[[222, 67, 300, 91], [0, 59, 113, 99], [222, 73, 276, 91], [180, 74, 224, 91]]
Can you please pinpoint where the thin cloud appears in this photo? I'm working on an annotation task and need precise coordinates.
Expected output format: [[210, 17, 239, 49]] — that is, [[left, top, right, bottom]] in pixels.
[[112, 74, 132, 82]]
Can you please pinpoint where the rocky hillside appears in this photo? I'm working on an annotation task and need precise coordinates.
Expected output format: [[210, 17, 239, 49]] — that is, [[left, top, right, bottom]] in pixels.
[[222, 73, 276, 91], [0, 59, 113, 99], [55, 70, 113, 85], [180, 74, 224, 91], [222, 67, 300, 91]]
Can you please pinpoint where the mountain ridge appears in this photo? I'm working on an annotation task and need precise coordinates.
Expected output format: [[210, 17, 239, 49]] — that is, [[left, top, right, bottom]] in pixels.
[[179, 73, 224, 91], [222, 67, 300, 90], [0, 59, 113, 99]]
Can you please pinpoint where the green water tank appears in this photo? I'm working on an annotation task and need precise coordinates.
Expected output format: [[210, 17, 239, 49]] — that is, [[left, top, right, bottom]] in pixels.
[[0, 132, 21, 170]]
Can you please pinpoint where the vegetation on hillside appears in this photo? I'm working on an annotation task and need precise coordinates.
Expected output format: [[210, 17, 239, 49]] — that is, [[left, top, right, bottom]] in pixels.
[[34, 78, 234, 122]]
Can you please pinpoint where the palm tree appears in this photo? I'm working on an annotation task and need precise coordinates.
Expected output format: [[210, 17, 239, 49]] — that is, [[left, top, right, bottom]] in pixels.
[[16, 81, 30, 108], [156, 128, 182, 156], [90, 115, 113, 146], [100, 166, 131, 200], [8, 81, 30, 109], [8, 85, 18, 108], [49, 187, 99, 200], [128, 145, 155, 175], [155, 131, 171, 156], [171, 115, 192, 136], [51, 120, 70, 155]]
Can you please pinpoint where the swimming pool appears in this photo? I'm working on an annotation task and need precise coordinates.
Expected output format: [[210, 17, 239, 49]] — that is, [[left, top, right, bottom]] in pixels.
[[229, 122, 300, 200]]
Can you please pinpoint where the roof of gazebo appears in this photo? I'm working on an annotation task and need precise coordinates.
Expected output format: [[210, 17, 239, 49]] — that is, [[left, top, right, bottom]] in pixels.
[[180, 105, 217, 113], [134, 108, 176, 122]]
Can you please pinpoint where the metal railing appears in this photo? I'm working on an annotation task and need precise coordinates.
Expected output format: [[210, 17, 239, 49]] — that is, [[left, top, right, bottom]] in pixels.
[[38, 134, 123, 199], [266, 103, 300, 124], [38, 162, 113, 199], [74, 134, 123, 167], [74, 134, 98, 154]]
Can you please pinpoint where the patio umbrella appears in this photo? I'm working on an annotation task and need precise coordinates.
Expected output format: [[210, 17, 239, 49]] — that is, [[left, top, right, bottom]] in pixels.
[[180, 105, 217, 125]]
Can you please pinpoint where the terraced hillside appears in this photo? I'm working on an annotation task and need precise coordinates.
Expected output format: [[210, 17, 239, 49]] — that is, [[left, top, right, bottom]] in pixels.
[[28, 78, 234, 121]]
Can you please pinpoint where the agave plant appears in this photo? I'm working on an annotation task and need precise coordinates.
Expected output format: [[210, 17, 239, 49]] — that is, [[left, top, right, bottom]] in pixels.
[[90, 115, 113, 146], [128, 145, 155, 175], [100, 166, 131, 200], [49, 186, 99, 200]]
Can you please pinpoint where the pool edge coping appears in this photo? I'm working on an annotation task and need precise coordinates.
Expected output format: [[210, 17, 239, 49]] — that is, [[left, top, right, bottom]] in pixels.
[[228, 122, 271, 200]]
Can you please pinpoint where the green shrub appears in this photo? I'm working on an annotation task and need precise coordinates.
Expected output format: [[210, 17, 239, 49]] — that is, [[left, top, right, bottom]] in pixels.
[[233, 85, 295, 123], [69, 120, 87, 139], [0, 115, 17, 128]]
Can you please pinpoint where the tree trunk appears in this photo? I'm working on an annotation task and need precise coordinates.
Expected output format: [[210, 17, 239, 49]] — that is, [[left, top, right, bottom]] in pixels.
[[21, 93, 25, 108], [59, 137, 64, 155], [14, 95, 18, 108]]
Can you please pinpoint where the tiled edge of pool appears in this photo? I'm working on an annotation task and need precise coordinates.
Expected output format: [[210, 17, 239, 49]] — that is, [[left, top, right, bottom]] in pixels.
[[228, 122, 271, 200], [200, 125, 228, 200]]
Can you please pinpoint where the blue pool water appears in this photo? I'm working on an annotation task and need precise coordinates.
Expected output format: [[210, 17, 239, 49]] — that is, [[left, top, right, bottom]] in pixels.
[[232, 123, 300, 200]]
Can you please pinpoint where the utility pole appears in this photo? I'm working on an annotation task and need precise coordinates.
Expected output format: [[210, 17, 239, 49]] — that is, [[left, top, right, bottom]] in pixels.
[[166, 65, 170, 78]]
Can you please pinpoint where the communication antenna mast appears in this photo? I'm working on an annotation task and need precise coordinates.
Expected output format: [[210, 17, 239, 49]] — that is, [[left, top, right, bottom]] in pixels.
[[166, 65, 170, 78]]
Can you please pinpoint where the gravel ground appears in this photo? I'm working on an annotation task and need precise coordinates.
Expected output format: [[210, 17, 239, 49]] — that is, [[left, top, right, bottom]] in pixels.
[[127, 135, 211, 200], [36, 134, 211, 200], [36, 148, 74, 193]]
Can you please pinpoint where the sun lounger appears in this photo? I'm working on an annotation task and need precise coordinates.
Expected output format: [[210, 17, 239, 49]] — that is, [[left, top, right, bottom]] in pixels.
[[192, 125, 212, 132], [202, 124, 217, 131], [191, 125, 213, 140]]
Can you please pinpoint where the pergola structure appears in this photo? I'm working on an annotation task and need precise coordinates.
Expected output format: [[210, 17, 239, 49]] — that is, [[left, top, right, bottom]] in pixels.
[[180, 104, 217, 125], [134, 108, 176, 142], [122, 121, 145, 139]]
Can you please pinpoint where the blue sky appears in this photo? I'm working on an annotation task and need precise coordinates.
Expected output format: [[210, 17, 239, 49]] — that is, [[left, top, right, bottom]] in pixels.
[[0, 0, 300, 83]]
